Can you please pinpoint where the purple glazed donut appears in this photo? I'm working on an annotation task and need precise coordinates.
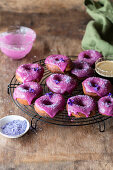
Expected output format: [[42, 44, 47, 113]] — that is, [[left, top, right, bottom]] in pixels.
[[71, 60, 94, 79], [34, 92, 65, 118], [78, 50, 102, 66], [82, 77, 112, 98], [16, 63, 44, 83], [98, 94, 113, 116], [66, 95, 96, 118], [45, 54, 72, 73], [13, 82, 43, 105], [46, 74, 77, 94]]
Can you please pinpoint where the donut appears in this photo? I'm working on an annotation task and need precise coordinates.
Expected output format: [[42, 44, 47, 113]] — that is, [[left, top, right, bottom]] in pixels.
[[82, 77, 112, 99], [45, 54, 72, 73], [16, 63, 44, 83], [13, 82, 43, 105], [98, 94, 113, 116], [46, 74, 77, 94], [34, 92, 65, 118], [71, 60, 94, 79], [66, 95, 96, 118], [78, 50, 102, 66]]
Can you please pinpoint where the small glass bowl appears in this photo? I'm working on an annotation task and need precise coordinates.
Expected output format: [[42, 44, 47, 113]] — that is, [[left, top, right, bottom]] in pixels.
[[95, 57, 113, 78], [0, 115, 30, 138], [0, 26, 36, 59]]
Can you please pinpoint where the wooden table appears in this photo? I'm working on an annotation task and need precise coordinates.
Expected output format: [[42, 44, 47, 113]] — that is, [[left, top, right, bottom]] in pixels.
[[1, 0, 113, 169]]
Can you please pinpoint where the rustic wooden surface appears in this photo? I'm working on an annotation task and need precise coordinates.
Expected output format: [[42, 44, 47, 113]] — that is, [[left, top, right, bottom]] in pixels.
[[1, 0, 113, 169]]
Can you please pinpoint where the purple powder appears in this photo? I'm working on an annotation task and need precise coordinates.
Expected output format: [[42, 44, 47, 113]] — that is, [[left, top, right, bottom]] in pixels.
[[54, 80, 60, 84], [29, 88, 35, 93], [68, 99, 74, 106], [32, 67, 40, 71], [108, 93, 113, 97], [94, 84, 99, 91], [59, 58, 65, 62], [94, 86, 99, 91], [46, 92, 53, 98], [1, 120, 27, 136]]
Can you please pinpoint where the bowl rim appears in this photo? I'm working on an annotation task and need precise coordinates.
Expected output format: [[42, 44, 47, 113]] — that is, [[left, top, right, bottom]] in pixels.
[[95, 57, 113, 77], [0, 26, 36, 47], [0, 115, 30, 138]]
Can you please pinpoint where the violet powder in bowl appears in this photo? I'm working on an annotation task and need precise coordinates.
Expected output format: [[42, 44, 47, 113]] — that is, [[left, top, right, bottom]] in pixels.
[[1, 120, 27, 136]]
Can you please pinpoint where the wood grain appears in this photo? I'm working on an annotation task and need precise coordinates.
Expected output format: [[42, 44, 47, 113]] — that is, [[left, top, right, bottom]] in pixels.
[[0, 0, 113, 169], [0, 0, 85, 13]]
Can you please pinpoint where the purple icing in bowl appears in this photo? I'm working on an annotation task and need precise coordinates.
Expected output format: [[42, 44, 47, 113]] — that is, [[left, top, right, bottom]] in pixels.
[[0, 26, 36, 59]]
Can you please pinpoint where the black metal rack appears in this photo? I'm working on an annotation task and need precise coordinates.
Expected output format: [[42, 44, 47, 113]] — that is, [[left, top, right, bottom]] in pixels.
[[7, 59, 112, 132]]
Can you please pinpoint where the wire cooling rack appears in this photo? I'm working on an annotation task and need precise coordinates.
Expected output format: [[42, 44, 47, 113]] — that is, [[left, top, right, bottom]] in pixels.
[[7, 58, 112, 132]]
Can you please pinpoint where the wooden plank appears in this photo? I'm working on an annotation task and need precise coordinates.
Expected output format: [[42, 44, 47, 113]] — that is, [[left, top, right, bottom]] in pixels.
[[0, 1, 113, 169], [0, 0, 85, 13]]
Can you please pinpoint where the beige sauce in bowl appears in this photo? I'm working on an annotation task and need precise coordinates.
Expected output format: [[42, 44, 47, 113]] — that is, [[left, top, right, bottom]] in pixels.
[[95, 60, 113, 77]]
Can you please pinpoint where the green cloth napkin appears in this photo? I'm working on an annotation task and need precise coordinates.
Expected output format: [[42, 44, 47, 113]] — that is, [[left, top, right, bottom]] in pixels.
[[82, 0, 113, 59]]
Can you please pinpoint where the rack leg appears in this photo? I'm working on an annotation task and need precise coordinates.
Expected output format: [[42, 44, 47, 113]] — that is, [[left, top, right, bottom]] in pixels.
[[98, 121, 105, 132], [30, 116, 41, 132], [7, 84, 10, 94]]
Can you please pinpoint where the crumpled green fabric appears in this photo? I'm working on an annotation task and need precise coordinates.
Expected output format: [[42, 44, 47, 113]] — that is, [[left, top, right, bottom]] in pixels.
[[82, 0, 113, 59]]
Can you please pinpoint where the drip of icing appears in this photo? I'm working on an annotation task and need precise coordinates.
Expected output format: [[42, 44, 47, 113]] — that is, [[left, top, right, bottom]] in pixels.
[[13, 82, 43, 105], [45, 55, 70, 72], [98, 96, 113, 116], [82, 77, 112, 97], [46, 73, 77, 94], [67, 95, 96, 117], [35, 93, 65, 118], [16, 63, 44, 83]]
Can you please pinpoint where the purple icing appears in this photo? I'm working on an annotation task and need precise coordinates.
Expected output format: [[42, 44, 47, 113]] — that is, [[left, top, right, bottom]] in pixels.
[[1, 120, 27, 136], [78, 50, 102, 66], [67, 95, 96, 117], [45, 55, 70, 72], [46, 74, 77, 94], [13, 82, 43, 105], [98, 96, 113, 116], [82, 77, 112, 97], [16, 63, 44, 83], [71, 60, 94, 78], [35, 93, 65, 118]]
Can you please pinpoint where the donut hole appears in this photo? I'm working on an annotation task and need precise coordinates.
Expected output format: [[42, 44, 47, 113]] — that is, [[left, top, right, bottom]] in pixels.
[[43, 100, 53, 105], [23, 86, 29, 90], [105, 99, 112, 105], [84, 54, 90, 59], [55, 58, 59, 61], [74, 99, 84, 107], [23, 65, 31, 70], [54, 75, 62, 82], [75, 63, 83, 69], [90, 81, 99, 88]]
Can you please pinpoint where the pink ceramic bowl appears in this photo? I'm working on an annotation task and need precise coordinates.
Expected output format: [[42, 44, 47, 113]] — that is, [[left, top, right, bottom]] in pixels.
[[0, 26, 36, 59]]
